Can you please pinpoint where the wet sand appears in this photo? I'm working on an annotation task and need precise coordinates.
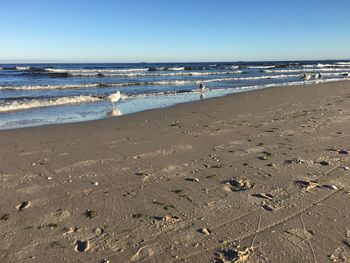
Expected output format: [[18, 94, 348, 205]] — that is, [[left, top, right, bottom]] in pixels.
[[1, 80, 350, 262]]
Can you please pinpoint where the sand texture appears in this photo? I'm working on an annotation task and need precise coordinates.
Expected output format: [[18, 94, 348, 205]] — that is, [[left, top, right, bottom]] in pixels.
[[1, 81, 350, 262]]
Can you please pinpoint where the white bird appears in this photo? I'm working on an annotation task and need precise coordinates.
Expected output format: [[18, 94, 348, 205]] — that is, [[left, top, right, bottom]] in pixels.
[[302, 73, 312, 81], [314, 73, 322, 79], [105, 91, 121, 108]]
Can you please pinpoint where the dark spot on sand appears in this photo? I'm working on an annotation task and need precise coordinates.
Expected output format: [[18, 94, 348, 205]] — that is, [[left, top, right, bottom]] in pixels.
[[320, 160, 330, 166], [163, 205, 175, 211], [85, 209, 97, 219], [75, 240, 90, 252], [0, 213, 10, 220], [132, 213, 147, 219], [16, 201, 31, 211], [171, 189, 183, 194]]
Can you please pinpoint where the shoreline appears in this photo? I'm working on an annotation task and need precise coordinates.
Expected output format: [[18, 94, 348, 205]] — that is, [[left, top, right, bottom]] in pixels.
[[1, 80, 350, 262], [1, 79, 350, 133]]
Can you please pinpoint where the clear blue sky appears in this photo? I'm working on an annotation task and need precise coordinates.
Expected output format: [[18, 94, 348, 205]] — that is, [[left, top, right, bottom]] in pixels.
[[0, 0, 349, 63]]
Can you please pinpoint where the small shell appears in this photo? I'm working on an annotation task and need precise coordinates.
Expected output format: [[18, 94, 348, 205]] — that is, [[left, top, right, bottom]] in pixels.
[[323, 184, 338, 190], [15, 201, 31, 211], [199, 228, 211, 235]]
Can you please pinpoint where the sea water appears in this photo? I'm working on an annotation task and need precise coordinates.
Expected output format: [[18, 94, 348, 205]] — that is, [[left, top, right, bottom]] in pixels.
[[0, 61, 349, 129]]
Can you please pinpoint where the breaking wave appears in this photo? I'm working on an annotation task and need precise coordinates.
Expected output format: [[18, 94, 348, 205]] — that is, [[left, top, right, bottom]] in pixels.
[[0, 95, 101, 113], [0, 74, 301, 91]]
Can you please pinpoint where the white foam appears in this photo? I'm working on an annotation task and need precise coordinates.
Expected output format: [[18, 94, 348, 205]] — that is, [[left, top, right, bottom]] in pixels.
[[167, 67, 185, 71], [68, 70, 243, 78], [0, 95, 101, 113], [265, 67, 350, 73], [336, 62, 350, 65], [16, 66, 31, 70], [0, 73, 301, 91], [322, 71, 350, 76], [0, 83, 100, 91], [302, 65, 315, 68], [247, 65, 275, 69], [302, 63, 350, 68], [45, 68, 149, 73]]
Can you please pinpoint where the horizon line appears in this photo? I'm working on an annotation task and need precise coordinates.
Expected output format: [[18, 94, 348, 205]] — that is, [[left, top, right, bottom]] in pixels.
[[1, 58, 350, 64]]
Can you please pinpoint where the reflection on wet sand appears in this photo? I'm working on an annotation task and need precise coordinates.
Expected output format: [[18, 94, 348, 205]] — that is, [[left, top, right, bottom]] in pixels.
[[107, 108, 123, 116]]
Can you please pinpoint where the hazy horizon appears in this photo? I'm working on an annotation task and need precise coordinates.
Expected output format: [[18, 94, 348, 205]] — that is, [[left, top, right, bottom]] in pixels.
[[1, 58, 350, 64]]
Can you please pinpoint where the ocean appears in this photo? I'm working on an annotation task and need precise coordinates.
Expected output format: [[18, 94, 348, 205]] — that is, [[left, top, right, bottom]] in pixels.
[[0, 60, 349, 130]]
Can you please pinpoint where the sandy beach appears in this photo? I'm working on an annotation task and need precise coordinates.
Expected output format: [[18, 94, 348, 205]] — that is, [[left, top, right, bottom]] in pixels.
[[2, 80, 350, 262]]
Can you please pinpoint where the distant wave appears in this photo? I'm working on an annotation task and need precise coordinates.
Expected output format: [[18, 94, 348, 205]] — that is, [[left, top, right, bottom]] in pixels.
[[0, 74, 302, 91], [66, 70, 243, 78], [0, 83, 101, 91], [247, 65, 275, 69], [302, 63, 350, 68], [45, 68, 150, 73], [15, 66, 32, 71], [264, 67, 350, 73], [167, 67, 185, 71]]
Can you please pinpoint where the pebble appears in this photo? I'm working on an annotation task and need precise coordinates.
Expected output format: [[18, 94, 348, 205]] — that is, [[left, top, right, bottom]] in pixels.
[[252, 193, 274, 200], [296, 180, 319, 190], [63, 226, 76, 235], [262, 204, 275, 211], [323, 184, 338, 190], [185, 177, 199, 182], [163, 214, 173, 222], [226, 178, 253, 191], [47, 177, 53, 180], [338, 150, 349, 155], [341, 166, 350, 171], [259, 156, 268, 160], [319, 160, 330, 166], [266, 163, 277, 168], [91, 182, 99, 186], [93, 227, 103, 236]]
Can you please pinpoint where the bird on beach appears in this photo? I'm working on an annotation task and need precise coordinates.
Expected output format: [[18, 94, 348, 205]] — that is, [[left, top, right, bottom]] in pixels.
[[199, 82, 206, 91], [314, 73, 322, 79], [105, 91, 121, 108], [302, 73, 312, 81]]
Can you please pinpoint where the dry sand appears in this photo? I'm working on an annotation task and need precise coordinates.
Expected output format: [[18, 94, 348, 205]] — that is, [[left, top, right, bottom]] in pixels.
[[1, 81, 350, 262]]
